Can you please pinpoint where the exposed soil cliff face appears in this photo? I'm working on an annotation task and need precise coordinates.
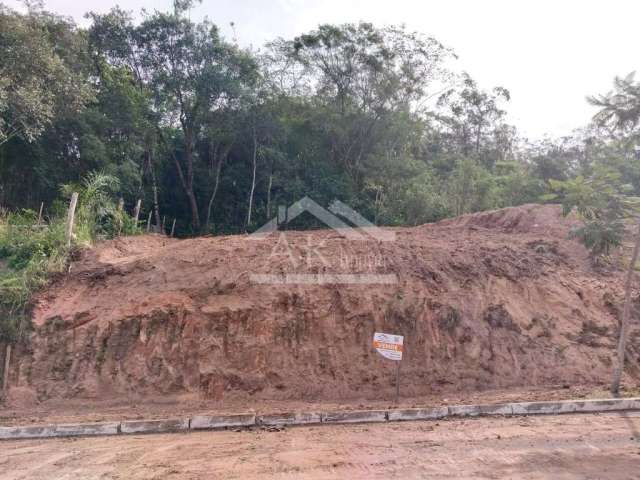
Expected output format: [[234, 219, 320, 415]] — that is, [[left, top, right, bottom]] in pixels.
[[6, 204, 640, 403]]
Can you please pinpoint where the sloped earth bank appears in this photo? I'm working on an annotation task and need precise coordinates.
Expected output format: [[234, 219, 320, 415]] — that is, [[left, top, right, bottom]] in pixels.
[[3, 204, 640, 416]]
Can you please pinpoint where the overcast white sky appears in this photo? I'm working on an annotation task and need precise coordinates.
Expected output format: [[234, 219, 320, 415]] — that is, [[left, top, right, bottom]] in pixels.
[[7, 0, 640, 139]]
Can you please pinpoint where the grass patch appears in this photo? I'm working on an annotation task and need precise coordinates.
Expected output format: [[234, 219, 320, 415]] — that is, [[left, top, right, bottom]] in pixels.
[[0, 172, 140, 343]]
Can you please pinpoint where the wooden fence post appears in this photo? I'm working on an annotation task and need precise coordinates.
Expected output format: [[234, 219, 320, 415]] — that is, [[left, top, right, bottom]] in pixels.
[[37, 202, 44, 225], [65, 192, 79, 248]]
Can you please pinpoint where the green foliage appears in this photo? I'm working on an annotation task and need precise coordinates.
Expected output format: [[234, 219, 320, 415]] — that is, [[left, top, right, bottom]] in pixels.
[[1, 3, 640, 245], [588, 72, 640, 132], [0, 4, 93, 145], [0, 211, 67, 342], [60, 171, 139, 242], [570, 220, 625, 257], [545, 168, 640, 259], [0, 4, 534, 236], [545, 169, 636, 218], [0, 172, 139, 343], [436, 73, 512, 168]]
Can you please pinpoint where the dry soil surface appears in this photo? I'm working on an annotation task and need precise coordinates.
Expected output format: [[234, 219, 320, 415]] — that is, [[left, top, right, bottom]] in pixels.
[[2, 412, 640, 479], [6, 204, 640, 410], [0, 384, 630, 427]]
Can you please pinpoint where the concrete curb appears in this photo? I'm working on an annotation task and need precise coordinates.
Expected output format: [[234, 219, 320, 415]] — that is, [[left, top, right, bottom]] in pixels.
[[257, 412, 322, 426], [0, 422, 119, 440], [120, 418, 190, 435], [190, 413, 256, 430], [387, 406, 448, 422], [1, 397, 638, 441], [322, 410, 388, 424], [448, 404, 482, 417], [511, 400, 574, 415]]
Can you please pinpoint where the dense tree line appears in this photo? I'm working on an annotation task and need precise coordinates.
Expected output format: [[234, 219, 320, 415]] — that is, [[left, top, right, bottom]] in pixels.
[[2, 1, 640, 236]]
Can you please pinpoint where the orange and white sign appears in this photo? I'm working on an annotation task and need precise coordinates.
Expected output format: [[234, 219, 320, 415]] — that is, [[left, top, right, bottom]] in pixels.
[[373, 332, 403, 361]]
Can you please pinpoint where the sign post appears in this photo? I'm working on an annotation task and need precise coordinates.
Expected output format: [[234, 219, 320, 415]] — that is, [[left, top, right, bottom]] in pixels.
[[395, 361, 401, 404], [373, 332, 404, 403]]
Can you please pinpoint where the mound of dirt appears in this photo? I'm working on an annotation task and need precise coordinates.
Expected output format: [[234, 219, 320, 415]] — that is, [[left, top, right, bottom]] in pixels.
[[432, 203, 580, 236], [4, 204, 640, 404]]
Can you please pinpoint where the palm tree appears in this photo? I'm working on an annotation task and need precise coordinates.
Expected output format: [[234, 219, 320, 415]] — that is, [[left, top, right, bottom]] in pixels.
[[588, 72, 640, 132]]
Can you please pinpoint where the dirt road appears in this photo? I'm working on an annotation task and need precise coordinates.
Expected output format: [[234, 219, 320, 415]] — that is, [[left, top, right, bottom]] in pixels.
[[2, 412, 640, 479]]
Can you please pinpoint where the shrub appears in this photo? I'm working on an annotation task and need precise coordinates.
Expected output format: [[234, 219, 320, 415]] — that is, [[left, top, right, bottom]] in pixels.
[[570, 220, 625, 257], [544, 167, 640, 260], [0, 211, 68, 342]]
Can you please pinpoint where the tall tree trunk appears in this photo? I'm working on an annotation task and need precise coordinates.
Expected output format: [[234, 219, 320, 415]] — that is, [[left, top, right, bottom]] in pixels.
[[158, 127, 200, 232], [246, 125, 258, 229], [2, 344, 10, 396], [184, 127, 200, 231], [205, 148, 226, 232], [611, 221, 640, 394], [374, 188, 382, 224], [145, 147, 161, 232], [266, 171, 273, 219], [164, 126, 200, 232], [185, 189, 200, 232]]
